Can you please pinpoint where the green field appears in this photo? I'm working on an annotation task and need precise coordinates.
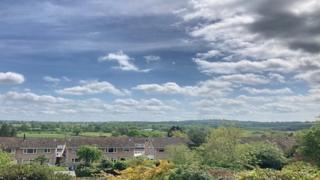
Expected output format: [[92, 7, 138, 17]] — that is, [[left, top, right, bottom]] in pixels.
[[79, 132, 112, 137], [17, 132, 68, 139], [17, 131, 112, 138]]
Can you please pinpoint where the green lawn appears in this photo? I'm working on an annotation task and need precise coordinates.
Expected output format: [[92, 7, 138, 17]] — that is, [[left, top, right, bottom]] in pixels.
[[80, 132, 112, 137], [17, 132, 69, 139], [17, 131, 112, 138]]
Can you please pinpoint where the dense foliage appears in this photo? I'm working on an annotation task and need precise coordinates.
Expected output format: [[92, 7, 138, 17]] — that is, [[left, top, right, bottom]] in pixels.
[[299, 123, 320, 165], [0, 164, 72, 180], [0, 123, 17, 137], [1, 120, 320, 179], [76, 146, 102, 166], [0, 151, 10, 170]]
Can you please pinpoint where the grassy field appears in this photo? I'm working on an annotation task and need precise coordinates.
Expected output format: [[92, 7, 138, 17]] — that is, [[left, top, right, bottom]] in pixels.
[[17, 131, 112, 138], [17, 132, 68, 139], [79, 132, 112, 137]]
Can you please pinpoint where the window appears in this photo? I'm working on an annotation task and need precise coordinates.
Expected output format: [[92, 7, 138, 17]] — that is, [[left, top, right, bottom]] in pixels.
[[72, 158, 80, 163], [135, 143, 144, 148], [120, 158, 126, 161], [123, 148, 130, 152], [44, 149, 51, 153], [5, 148, 15, 154], [158, 148, 165, 152], [23, 149, 37, 154], [107, 148, 116, 153]]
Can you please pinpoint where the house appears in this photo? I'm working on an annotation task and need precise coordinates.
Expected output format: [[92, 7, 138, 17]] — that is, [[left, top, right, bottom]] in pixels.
[[0, 137, 188, 166]]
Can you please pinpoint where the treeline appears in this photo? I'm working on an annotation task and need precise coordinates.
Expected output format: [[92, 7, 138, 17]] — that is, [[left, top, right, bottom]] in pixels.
[[0, 123, 17, 137], [1, 122, 320, 179], [0, 119, 313, 136]]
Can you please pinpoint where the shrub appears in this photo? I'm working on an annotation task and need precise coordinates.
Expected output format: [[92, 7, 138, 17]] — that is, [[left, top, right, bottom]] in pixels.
[[113, 161, 127, 171], [237, 162, 320, 180], [168, 166, 212, 180], [0, 150, 10, 170], [298, 123, 320, 165], [0, 164, 72, 180], [238, 142, 287, 170], [75, 164, 97, 177]]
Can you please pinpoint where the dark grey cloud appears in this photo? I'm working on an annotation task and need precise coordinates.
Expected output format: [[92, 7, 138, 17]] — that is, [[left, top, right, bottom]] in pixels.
[[248, 0, 320, 54]]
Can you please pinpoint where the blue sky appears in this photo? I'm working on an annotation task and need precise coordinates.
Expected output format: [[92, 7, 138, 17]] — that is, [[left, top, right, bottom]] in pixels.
[[0, 0, 319, 122]]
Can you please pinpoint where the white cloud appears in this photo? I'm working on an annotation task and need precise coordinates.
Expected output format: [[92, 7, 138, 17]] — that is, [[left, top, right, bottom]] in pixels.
[[1, 91, 68, 104], [98, 51, 150, 72], [194, 58, 319, 75], [242, 87, 293, 95], [0, 72, 25, 85], [56, 81, 128, 96], [144, 55, 161, 63], [114, 98, 174, 112], [216, 74, 270, 85], [43, 76, 60, 83], [134, 80, 232, 97], [295, 70, 320, 87], [196, 50, 221, 59]]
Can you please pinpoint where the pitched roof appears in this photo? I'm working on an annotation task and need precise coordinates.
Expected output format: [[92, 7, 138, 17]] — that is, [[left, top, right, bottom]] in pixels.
[[0, 137, 188, 149], [0, 137, 64, 148]]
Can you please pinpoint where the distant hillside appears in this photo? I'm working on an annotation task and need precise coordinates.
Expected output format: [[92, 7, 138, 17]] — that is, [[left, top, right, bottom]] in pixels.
[[104, 119, 315, 131], [1, 119, 315, 132]]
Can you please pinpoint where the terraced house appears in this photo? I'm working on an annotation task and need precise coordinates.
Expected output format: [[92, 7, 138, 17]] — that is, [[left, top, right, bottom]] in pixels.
[[0, 137, 188, 166]]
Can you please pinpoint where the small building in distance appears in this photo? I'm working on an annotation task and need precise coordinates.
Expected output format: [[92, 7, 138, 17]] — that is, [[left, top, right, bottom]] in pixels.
[[0, 137, 188, 166]]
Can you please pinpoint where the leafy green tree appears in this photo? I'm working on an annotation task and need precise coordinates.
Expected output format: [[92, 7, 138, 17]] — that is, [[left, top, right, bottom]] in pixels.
[[238, 142, 287, 170], [34, 155, 49, 165], [72, 127, 81, 136], [187, 128, 208, 147], [0, 123, 17, 137], [0, 164, 72, 180], [298, 123, 320, 165], [166, 145, 197, 166], [0, 150, 10, 170], [199, 127, 242, 169], [77, 146, 102, 166], [167, 126, 183, 137]]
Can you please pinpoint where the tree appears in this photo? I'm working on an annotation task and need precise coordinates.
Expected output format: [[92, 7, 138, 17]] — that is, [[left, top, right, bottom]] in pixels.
[[72, 127, 81, 136], [199, 127, 242, 169], [167, 126, 183, 137], [187, 128, 208, 147], [0, 123, 17, 137], [0, 150, 10, 170], [237, 142, 287, 170], [34, 155, 49, 165], [166, 145, 197, 166], [0, 164, 72, 180], [298, 123, 320, 165], [77, 146, 102, 166]]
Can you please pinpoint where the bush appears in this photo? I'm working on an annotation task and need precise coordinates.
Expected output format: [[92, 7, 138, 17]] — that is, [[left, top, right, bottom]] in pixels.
[[98, 159, 113, 171], [238, 142, 287, 170], [113, 161, 127, 171], [168, 166, 212, 180], [237, 162, 320, 180], [75, 164, 98, 177], [0, 151, 10, 170], [0, 164, 72, 180], [298, 123, 320, 165]]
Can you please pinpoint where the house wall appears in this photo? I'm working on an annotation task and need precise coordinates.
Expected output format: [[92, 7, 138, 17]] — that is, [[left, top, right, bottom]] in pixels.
[[65, 147, 135, 166], [14, 148, 56, 164]]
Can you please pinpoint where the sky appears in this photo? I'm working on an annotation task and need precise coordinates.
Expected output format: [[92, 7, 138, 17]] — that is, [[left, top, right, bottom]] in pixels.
[[0, 0, 319, 122]]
